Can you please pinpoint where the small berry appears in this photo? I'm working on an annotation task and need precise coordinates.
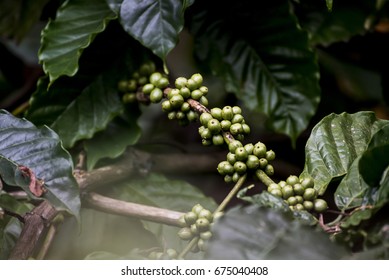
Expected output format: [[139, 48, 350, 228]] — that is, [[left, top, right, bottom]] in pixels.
[[228, 140, 243, 153], [184, 211, 197, 225], [178, 227, 193, 240], [303, 200, 314, 211], [162, 100, 172, 112], [149, 72, 163, 85], [232, 106, 242, 114], [175, 77, 187, 89], [242, 124, 251, 134], [303, 188, 317, 201], [200, 112, 213, 126], [259, 158, 268, 169], [198, 209, 213, 221], [200, 128, 212, 139], [196, 218, 210, 232], [231, 114, 244, 124], [149, 88, 163, 103], [235, 147, 248, 161], [199, 96, 209, 106], [191, 89, 203, 100], [212, 134, 224, 146], [211, 108, 223, 120], [226, 152, 237, 164], [282, 185, 294, 199], [230, 123, 243, 135], [234, 161, 247, 174], [156, 77, 169, 88], [286, 175, 299, 186], [180, 87, 191, 99], [118, 80, 128, 92], [200, 231, 212, 240], [246, 155, 260, 170], [187, 78, 198, 91], [191, 73, 203, 87], [207, 119, 221, 134], [187, 111, 198, 122], [301, 177, 315, 189], [270, 188, 282, 197], [142, 83, 155, 94], [169, 94, 184, 109], [265, 150, 276, 161], [222, 106, 234, 120], [220, 120, 231, 131], [199, 86, 208, 95], [313, 199, 328, 213]]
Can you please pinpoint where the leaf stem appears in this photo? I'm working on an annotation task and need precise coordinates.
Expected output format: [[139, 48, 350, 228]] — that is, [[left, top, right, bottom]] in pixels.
[[214, 174, 247, 214], [255, 169, 276, 187], [178, 237, 199, 259]]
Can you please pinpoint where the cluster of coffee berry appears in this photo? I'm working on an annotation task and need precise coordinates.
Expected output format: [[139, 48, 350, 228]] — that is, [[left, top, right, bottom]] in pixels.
[[198, 106, 250, 146], [118, 61, 158, 103], [217, 140, 275, 183], [177, 204, 220, 252], [148, 248, 179, 260], [161, 74, 208, 126], [267, 175, 328, 213]]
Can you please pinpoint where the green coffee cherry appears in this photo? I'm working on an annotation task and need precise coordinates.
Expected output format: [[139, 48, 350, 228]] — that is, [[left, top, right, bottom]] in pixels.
[[259, 158, 268, 169], [295, 195, 304, 204], [287, 196, 298, 206], [142, 83, 155, 94], [244, 143, 254, 154], [270, 188, 282, 197], [196, 218, 210, 232], [199, 86, 208, 95], [313, 199, 328, 213], [156, 77, 169, 88], [184, 212, 198, 225], [138, 76, 148, 85], [192, 204, 204, 215], [191, 89, 203, 100], [200, 112, 213, 126], [198, 238, 207, 251], [212, 134, 224, 146], [187, 111, 198, 122], [220, 120, 232, 131], [230, 123, 243, 135], [265, 150, 276, 161], [224, 175, 232, 183], [199, 96, 208, 106], [176, 111, 186, 120], [198, 209, 213, 221], [232, 172, 241, 183], [264, 164, 274, 176], [150, 88, 163, 103], [175, 77, 187, 89], [294, 204, 305, 211], [253, 143, 267, 158], [293, 183, 304, 195], [187, 78, 197, 91], [301, 177, 315, 189], [122, 93, 137, 104], [200, 231, 212, 240], [167, 111, 176, 120], [190, 223, 199, 235], [118, 80, 128, 92], [286, 175, 299, 186], [232, 106, 242, 115], [149, 72, 163, 86], [178, 227, 193, 240], [180, 87, 191, 99], [181, 102, 191, 113], [303, 188, 317, 201], [217, 161, 234, 175], [169, 94, 184, 109], [246, 155, 260, 169], [168, 88, 180, 99], [127, 79, 137, 92], [227, 152, 237, 164], [166, 249, 178, 259], [202, 139, 212, 146], [207, 119, 221, 134], [178, 215, 187, 227], [234, 161, 247, 175], [162, 100, 172, 112], [191, 73, 203, 87], [242, 124, 251, 134], [228, 140, 243, 153], [282, 185, 294, 199], [235, 147, 248, 161], [303, 200, 314, 211], [200, 128, 212, 139], [267, 183, 280, 192], [211, 108, 223, 120], [231, 114, 244, 124], [278, 181, 287, 188], [222, 106, 234, 120]]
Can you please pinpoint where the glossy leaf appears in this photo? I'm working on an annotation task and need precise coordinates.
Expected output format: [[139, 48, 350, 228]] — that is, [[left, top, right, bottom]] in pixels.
[[84, 111, 142, 170], [0, 110, 80, 217], [207, 205, 346, 259], [188, 0, 320, 144], [296, 0, 374, 46], [50, 74, 123, 148], [39, 0, 117, 85], [118, 0, 190, 62], [301, 112, 388, 195], [359, 125, 389, 188]]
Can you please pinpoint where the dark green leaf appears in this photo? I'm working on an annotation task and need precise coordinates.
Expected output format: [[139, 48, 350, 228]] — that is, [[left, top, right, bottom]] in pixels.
[[340, 208, 373, 229], [359, 125, 389, 188], [118, 0, 189, 62], [188, 0, 320, 144], [0, 110, 80, 217], [50, 73, 124, 148], [207, 205, 346, 259], [112, 173, 217, 253], [0, 0, 50, 40], [84, 110, 142, 170], [334, 158, 372, 210], [296, 0, 374, 46], [301, 112, 388, 195], [39, 0, 117, 85]]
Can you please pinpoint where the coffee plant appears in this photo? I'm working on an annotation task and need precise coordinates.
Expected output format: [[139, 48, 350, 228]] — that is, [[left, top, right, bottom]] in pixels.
[[1, 0, 389, 260]]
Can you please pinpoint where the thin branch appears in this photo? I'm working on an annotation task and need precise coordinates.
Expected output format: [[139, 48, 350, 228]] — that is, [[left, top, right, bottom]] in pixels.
[[3, 208, 25, 223], [215, 174, 247, 213], [84, 192, 184, 227], [35, 224, 57, 260]]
